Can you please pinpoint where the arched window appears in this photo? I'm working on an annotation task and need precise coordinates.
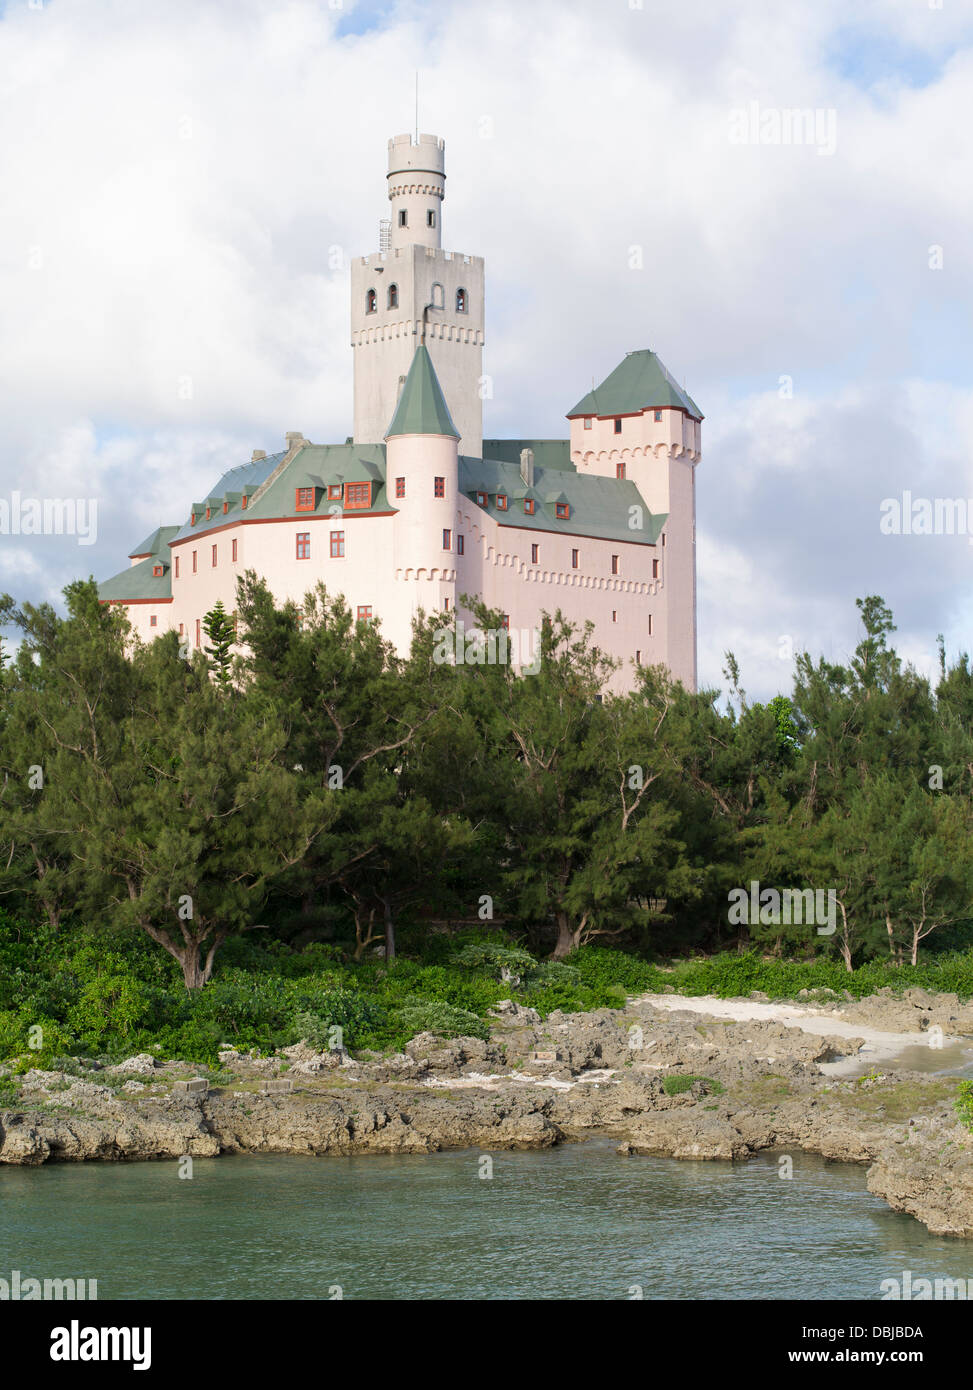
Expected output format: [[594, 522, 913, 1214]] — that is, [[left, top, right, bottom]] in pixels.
[[387, 283, 398, 310], [456, 287, 468, 313], [366, 288, 377, 314], [431, 282, 444, 309]]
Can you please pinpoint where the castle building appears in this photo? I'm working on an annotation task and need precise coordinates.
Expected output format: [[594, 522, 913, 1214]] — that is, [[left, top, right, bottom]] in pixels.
[[99, 135, 702, 693]]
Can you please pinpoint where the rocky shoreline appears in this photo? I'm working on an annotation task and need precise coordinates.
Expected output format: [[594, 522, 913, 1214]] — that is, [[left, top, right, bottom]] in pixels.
[[2, 987, 972, 1239]]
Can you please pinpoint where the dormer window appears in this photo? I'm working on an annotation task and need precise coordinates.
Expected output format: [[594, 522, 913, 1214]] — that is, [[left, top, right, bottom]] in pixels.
[[456, 288, 468, 313], [366, 288, 377, 314], [152, 564, 164, 577], [345, 482, 371, 510], [295, 487, 315, 512], [241, 495, 248, 509], [388, 283, 398, 310], [190, 512, 196, 525], [328, 484, 343, 501], [223, 502, 228, 514], [496, 493, 507, 510], [524, 498, 535, 515], [476, 490, 487, 507], [205, 507, 211, 520], [556, 502, 570, 520]]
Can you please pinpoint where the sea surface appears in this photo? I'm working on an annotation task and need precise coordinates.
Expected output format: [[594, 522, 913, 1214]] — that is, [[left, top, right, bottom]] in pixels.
[[1, 1142, 968, 1300]]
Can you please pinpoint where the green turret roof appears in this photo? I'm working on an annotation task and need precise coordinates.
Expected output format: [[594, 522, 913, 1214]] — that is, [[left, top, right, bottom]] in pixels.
[[385, 345, 460, 440], [567, 349, 703, 421]]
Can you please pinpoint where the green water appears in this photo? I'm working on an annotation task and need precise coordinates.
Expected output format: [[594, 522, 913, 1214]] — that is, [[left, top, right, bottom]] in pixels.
[[0, 1142, 967, 1300]]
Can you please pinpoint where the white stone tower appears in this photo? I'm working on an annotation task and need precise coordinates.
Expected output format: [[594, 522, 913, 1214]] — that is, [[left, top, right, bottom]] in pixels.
[[351, 134, 485, 456]]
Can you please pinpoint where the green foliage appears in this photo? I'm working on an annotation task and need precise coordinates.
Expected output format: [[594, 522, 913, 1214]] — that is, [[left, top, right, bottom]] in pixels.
[[662, 1074, 725, 1096], [393, 1002, 490, 1043], [956, 1080, 973, 1133]]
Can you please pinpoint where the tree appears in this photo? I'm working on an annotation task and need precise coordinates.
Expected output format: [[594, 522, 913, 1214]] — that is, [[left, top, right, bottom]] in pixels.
[[202, 599, 236, 687]]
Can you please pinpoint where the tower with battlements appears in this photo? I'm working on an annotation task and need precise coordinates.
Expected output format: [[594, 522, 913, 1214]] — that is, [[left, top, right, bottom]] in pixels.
[[350, 134, 485, 456]]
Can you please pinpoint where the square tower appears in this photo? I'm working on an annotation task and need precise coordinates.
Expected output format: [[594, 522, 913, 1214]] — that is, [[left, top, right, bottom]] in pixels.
[[350, 135, 485, 455]]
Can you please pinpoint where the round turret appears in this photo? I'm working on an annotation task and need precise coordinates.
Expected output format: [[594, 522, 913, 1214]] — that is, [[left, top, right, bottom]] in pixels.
[[387, 133, 445, 251]]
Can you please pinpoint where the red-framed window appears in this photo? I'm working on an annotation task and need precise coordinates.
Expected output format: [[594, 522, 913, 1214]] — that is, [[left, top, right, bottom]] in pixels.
[[241, 495, 248, 509], [556, 502, 570, 520], [327, 484, 343, 501], [150, 615, 157, 627], [614, 418, 622, 434], [571, 549, 579, 569], [195, 618, 201, 648], [345, 482, 371, 510], [524, 498, 535, 514], [211, 544, 217, 567], [190, 512, 196, 525], [296, 532, 310, 560], [531, 543, 538, 563], [178, 623, 184, 637], [232, 538, 238, 562], [152, 563, 163, 577], [652, 559, 659, 579], [612, 610, 617, 623], [444, 596, 450, 612], [192, 550, 197, 574], [457, 534, 464, 555], [434, 477, 445, 498], [205, 507, 211, 520], [496, 494, 507, 510], [357, 605, 373, 622], [330, 531, 345, 558], [223, 501, 229, 514], [395, 477, 405, 498], [476, 490, 487, 506], [295, 487, 315, 511], [611, 555, 619, 575], [616, 461, 626, 479], [500, 614, 509, 630], [443, 529, 451, 550], [174, 556, 180, 579], [648, 614, 653, 636]]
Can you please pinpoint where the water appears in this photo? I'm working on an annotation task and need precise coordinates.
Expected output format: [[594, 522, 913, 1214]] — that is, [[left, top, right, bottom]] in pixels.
[[0, 1142, 967, 1300]]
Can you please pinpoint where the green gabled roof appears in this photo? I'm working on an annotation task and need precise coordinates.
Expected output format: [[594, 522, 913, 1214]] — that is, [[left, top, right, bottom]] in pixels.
[[385, 345, 460, 440], [567, 350, 703, 421], [458, 457, 666, 546], [99, 553, 174, 603], [482, 439, 573, 472], [128, 525, 178, 559]]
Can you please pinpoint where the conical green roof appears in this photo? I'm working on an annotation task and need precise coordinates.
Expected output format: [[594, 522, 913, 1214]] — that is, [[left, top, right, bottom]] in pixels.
[[385, 345, 460, 440], [567, 349, 703, 421]]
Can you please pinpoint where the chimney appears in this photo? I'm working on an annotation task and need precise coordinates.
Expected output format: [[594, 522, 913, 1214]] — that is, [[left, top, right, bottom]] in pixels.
[[285, 432, 305, 451], [252, 449, 266, 462], [520, 448, 535, 488]]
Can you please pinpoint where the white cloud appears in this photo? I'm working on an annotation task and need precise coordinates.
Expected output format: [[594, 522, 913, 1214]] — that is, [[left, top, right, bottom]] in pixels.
[[0, 0, 970, 695]]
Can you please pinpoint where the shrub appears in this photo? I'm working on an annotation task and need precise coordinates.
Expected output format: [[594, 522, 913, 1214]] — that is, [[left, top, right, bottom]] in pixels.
[[956, 1080, 973, 1133], [662, 1074, 725, 1097], [395, 1002, 490, 1043]]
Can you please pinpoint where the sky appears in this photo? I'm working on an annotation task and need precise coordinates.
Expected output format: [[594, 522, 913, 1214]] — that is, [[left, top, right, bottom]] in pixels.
[[0, 0, 971, 699]]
